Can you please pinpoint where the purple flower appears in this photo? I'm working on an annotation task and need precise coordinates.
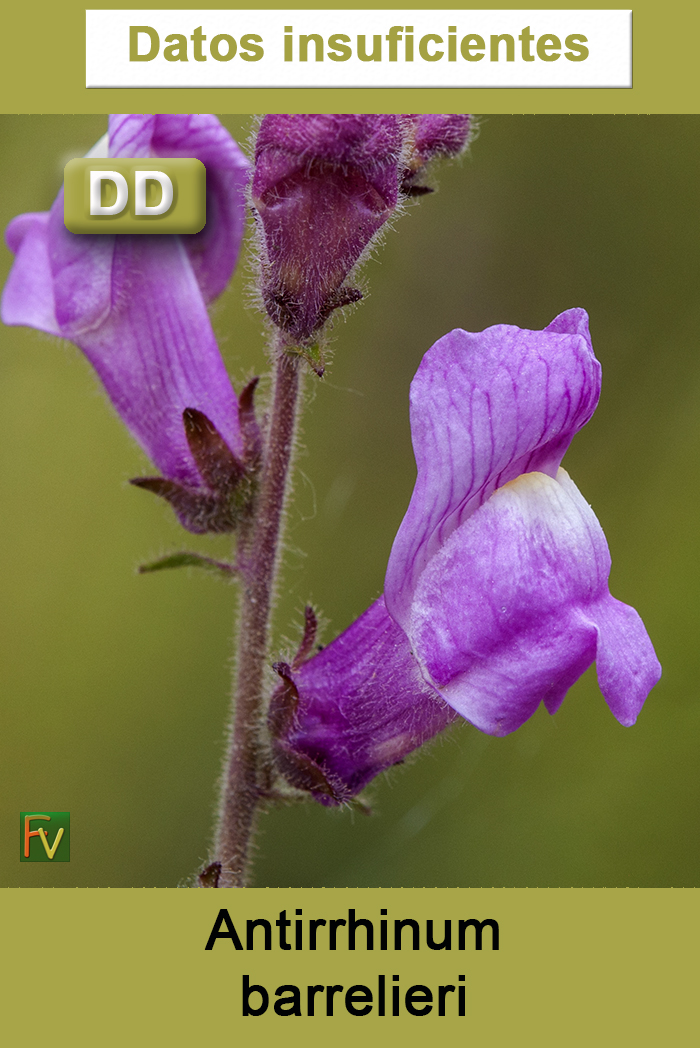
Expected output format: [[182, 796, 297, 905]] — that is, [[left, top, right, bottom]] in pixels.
[[270, 310, 661, 803], [2, 115, 252, 532]]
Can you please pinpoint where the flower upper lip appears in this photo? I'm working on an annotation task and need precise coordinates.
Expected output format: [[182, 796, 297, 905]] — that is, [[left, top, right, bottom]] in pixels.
[[385, 308, 601, 627], [384, 309, 659, 735]]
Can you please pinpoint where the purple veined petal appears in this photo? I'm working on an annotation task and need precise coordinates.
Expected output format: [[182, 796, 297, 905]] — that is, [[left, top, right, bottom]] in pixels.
[[108, 114, 250, 303], [47, 191, 117, 337], [405, 468, 659, 735], [385, 310, 601, 626], [271, 597, 458, 804], [545, 307, 591, 338], [45, 113, 249, 335], [66, 232, 243, 485], [107, 114, 157, 158], [3, 194, 242, 488], [4, 133, 112, 339]]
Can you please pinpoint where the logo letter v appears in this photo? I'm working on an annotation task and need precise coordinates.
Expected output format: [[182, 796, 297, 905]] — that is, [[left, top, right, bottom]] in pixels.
[[39, 827, 64, 859]]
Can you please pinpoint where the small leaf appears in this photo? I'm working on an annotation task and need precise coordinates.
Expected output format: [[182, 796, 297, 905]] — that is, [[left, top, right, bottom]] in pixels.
[[138, 552, 236, 578], [130, 475, 191, 503], [273, 741, 351, 805], [131, 475, 248, 534], [292, 341, 325, 378]]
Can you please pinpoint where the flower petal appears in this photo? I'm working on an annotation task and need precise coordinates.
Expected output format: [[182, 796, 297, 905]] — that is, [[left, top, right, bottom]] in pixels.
[[270, 597, 457, 803], [3, 212, 60, 335], [406, 469, 659, 734], [4, 191, 117, 341], [386, 310, 601, 626], [69, 233, 242, 485], [108, 114, 250, 303], [589, 595, 662, 726], [47, 191, 116, 337], [4, 200, 242, 486]]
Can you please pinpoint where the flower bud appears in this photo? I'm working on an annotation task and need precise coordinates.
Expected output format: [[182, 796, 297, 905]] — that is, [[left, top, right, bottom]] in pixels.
[[402, 114, 471, 195], [251, 115, 405, 346]]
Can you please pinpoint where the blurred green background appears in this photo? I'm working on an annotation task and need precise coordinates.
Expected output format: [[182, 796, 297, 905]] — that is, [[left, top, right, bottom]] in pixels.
[[0, 115, 697, 887]]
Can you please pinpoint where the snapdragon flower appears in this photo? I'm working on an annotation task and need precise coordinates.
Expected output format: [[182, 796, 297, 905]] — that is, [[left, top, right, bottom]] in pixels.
[[269, 309, 661, 804], [2, 115, 252, 532]]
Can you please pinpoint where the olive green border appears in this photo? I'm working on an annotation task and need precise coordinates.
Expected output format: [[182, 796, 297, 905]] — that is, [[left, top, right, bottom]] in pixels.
[[2, 5, 697, 1040], [3, 0, 700, 113]]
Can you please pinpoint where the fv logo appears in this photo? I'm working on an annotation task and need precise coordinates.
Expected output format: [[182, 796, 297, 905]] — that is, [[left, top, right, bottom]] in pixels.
[[20, 812, 70, 861]]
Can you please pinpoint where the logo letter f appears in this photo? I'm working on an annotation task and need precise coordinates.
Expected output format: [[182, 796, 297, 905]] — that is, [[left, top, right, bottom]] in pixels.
[[24, 814, 50, 857]]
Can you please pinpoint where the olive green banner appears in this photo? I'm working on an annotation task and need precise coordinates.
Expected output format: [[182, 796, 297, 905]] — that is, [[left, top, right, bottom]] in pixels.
[[0, 888, 695, 1044], [2, 0, 700, 112]]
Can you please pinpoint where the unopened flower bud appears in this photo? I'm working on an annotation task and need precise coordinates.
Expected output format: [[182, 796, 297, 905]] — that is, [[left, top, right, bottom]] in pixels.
[[251, 115, 405, 346], [402, 114, 471, 195]]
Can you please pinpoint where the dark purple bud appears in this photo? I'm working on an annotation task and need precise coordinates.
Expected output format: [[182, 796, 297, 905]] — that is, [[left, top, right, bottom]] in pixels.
[[402, 114, 471, 195], [198, 862, 222, 887], [252, 115, 405, 344], [268, 598, 458, 805]]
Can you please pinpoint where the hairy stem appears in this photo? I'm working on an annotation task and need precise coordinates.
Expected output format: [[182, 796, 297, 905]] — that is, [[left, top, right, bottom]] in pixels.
[[214, 348, 301, 887]]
